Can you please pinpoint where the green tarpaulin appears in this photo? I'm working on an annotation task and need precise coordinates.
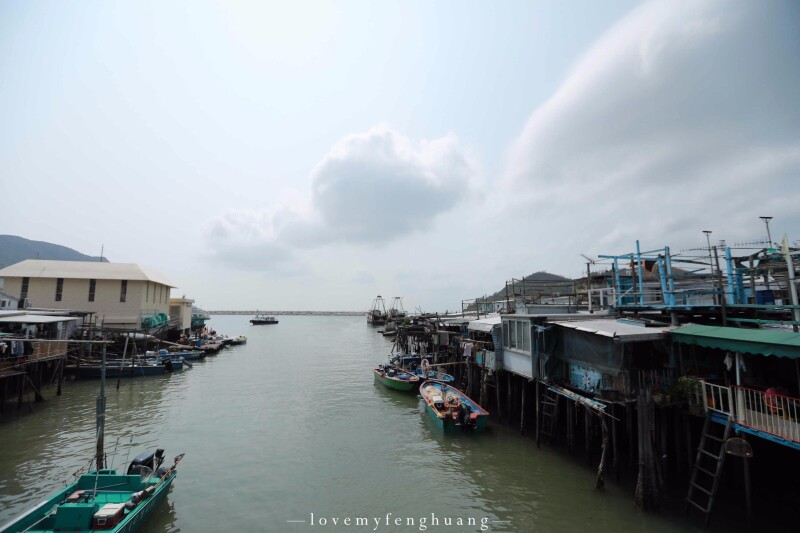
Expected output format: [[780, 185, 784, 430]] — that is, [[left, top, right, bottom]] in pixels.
[[671, 324, 800, 359]]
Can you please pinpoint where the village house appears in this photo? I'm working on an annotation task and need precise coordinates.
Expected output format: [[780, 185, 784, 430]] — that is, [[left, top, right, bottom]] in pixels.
[[0, 260, 175, 330]]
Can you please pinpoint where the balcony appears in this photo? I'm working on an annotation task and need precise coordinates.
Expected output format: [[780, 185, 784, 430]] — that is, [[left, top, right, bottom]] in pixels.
[[701, 380, 800, 445]]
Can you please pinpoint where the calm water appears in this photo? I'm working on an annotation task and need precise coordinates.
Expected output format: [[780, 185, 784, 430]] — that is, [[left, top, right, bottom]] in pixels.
[[0, 316, 694, 532]]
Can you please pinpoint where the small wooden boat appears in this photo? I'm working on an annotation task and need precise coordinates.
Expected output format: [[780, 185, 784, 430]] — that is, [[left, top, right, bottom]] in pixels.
[[169, 350, 206, 361], [250, 315, 278, 325], [419, 380, 489, 432], [412, 368, 455, 383], [373, 364, 420, 392], [77, 358, 183, 379]]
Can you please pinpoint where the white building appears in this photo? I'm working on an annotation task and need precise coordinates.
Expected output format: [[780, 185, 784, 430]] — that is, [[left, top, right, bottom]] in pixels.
[[0, 260, 175, 330]]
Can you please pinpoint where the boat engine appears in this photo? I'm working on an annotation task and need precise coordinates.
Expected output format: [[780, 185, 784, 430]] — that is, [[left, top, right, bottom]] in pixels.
[[127, 449, 165, 476], [457, 404, 473, 430]]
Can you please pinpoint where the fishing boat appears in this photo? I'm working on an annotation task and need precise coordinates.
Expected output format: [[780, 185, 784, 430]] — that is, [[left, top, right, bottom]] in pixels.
[[0, 342, 184, 533], [373, 364, 420, 392], [366, 296, 387, 326], [77, 357, 183, 379], [412, 368, 455, 383], [168, 349, 206, 361], [419, 380, 489, 432], [410, 358, 454, 383], [228, 335, 247, 346], [250, 315, 278, 325]]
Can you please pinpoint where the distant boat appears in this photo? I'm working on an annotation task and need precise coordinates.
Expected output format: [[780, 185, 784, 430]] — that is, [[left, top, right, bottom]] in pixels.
[[366, 296, 388, 326], [387, 297, 406, 320], [0, 343, 183, 533], [373, 364, 420, 392], [419, 380, 489, 432], [229, 335, 247, 345], [250, 315, 279, 325]]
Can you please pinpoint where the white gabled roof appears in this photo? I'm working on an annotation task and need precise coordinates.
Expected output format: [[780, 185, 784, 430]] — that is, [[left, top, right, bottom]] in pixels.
[[0, 260, 175, 287]]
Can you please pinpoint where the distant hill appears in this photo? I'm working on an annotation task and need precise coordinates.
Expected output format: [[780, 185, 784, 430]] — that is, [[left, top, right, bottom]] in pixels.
[[0, 235, 108, 269], [475, 271, 574, 305]]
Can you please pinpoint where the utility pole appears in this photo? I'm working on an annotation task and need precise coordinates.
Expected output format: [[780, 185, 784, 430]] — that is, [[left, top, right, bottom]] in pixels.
[[703, 230, 717, 305], [760, 216, 773, 246]]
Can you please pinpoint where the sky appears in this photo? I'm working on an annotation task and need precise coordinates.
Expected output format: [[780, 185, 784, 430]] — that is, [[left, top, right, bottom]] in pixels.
[[1, 0, 799, 312]]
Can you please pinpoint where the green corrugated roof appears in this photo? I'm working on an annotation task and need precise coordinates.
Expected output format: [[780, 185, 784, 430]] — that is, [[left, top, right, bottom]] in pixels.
[[671, 324, 800, 359]]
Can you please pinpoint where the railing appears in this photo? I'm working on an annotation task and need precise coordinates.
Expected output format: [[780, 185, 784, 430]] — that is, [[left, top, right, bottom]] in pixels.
[[735, 385, 800, 444], [701, 380, 800, 444], [700, 380, 734, 417]]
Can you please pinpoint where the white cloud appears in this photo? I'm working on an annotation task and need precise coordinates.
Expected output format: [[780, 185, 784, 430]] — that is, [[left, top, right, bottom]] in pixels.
[[204, 127, 476, 270], [502, 0, 800, 262]]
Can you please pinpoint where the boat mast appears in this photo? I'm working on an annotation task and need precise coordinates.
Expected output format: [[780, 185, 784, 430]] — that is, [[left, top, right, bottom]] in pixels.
[[96, 342, 106, 470]]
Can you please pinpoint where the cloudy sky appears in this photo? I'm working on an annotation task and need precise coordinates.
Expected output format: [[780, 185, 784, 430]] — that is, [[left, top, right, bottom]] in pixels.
[[2, 0, 798, 312]]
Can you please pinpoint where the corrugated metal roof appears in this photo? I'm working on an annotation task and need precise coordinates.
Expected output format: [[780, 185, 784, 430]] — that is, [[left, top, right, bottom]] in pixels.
[[551, 319, 674, 341], [468, 316, 502, 332], [671, 324, 800, 359], [0, 260, 175, 287], [0, 313, 79, 324]]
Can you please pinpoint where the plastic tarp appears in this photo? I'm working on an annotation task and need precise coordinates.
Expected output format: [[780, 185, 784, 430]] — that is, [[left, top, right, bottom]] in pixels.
[[671, 324, 800, 359], [557, 327, 623, 376]]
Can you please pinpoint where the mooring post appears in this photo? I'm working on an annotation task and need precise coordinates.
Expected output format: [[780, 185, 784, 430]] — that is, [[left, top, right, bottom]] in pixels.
[[585, 405, 592, 464]]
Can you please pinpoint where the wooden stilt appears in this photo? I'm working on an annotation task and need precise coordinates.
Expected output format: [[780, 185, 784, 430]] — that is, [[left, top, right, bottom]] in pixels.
[[612, 403, 619, 481], [626, 402, 634, 469], [535, 379, 541, 447], [585, 405, 592, 464], [520, 379, 526, 435], [496, 371, 503, 420], [57, 355, 65, 396], [506, 372, 512, 424], [34, 362, 44, 402], [597, 416, 609, 490], [17, 372, 24, 409]]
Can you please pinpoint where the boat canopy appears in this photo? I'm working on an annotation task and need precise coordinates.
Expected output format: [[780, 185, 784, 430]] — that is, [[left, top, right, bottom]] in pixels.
[[671, 324, 800, 359]]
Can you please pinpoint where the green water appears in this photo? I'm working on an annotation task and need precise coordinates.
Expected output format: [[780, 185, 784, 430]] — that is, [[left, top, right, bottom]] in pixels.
[[0, 316, 695, 532]]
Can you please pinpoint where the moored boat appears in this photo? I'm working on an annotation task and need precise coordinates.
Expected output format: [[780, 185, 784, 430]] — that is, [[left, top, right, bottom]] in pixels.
[[366, 296, 388, 326], [228, 335, 247, 345], [0, 341, 184, 533], [373, 364, 420, 392], [412, 368, 455, 384], [250, 315, 278, 325], [419, 380, 489, 432]]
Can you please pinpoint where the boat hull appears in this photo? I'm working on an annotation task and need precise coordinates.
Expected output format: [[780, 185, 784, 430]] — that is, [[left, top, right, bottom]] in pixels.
[[373, 368, 419, 392], [419, 381, 489, 433], [77, 363, 181, 379], [0, 469, 176, 533]]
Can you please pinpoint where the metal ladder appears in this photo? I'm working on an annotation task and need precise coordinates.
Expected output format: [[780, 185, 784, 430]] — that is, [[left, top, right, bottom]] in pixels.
[[685, 414, 732, 526], [539, 387, 560, 444]]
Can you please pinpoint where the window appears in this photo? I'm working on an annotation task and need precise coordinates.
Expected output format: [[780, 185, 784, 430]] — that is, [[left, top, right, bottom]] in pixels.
[[89, 279, 96, 302], [55, 278, 63, 301], [504, 319, 531, 352], [120, 280, 127, 303], [21, 277, 29, 300]]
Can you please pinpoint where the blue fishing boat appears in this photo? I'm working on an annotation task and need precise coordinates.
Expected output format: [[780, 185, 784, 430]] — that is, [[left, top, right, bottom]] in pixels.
[[412, 368, 455, 384], [419, 380, 489, 433], [0, 343, 184, 533]]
